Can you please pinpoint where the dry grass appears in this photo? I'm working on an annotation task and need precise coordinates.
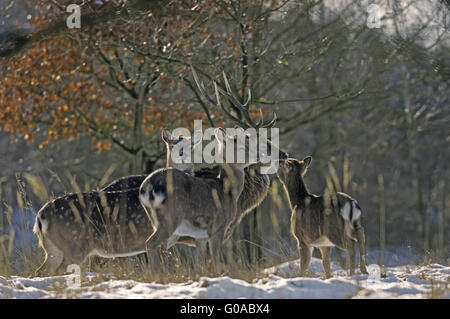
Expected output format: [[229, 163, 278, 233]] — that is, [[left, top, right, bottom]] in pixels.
[[0, 163, 447, 286], [0, 170, 297, 283]]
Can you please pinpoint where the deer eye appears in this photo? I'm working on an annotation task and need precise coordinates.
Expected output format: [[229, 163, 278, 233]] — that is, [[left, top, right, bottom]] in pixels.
[[179, 149, 184, 156]]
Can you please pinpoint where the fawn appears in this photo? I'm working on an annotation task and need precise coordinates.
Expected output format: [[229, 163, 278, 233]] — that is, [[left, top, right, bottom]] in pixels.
[[277, 157, 368, 278]]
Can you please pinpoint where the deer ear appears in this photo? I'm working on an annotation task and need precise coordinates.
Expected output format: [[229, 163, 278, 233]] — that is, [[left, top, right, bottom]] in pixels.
[[301, 156, 312, 175], [214, 127, 227, 145], [303, 156, 312, 168], [162, 129, 172, 144]]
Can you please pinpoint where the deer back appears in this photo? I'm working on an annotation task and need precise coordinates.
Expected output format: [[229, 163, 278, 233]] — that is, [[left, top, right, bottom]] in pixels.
[[35, 189, 151, 259], [142, 168, 235, 228], [102, 174, 147, 192]]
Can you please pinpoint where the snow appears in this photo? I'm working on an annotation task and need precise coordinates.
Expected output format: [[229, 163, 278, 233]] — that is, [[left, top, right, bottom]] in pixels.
[[1, 210, 447, 298], [0, 258, 448, 299]]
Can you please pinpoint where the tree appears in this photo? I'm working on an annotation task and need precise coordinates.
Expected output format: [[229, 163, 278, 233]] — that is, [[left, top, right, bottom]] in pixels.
[[1, 0, 448, 266], [1, 0, 211, 173]]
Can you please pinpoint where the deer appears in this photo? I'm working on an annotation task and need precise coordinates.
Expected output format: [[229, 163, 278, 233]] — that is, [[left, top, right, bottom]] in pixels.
[[101, 68, 287, 245], [190, 68, 287, 241], [33, 132, 201, 276], [277, 157, 368, 278], [33, 69, 285, 276], [138, 72, 284, 274], [100, 129, 201, 193], [139, 127, 249, 274]]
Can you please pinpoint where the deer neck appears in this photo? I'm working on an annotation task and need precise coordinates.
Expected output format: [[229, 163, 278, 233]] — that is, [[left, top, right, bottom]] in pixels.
[[221, 164, 246, 200], [165, 145, 172, 167], [284, 176, 310, 210], [242, 165, 270, 200], [236, 179, 268, 219]]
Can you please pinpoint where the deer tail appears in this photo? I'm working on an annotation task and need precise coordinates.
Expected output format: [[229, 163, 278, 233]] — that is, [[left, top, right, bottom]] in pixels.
[[340, 201, 362, 240], [33, 204, 49, 247]]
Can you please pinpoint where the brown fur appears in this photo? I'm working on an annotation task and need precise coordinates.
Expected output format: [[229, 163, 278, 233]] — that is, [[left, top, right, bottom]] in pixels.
[[33, 189, 150, 276], [277, 157, 368, 277], [33, 139, 281, 277], [139, 129, 249, 274]]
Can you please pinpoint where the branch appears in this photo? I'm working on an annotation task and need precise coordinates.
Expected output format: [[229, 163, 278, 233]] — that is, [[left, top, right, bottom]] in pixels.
[[0, 0, 166, 58], [184, 77, 215, 127]]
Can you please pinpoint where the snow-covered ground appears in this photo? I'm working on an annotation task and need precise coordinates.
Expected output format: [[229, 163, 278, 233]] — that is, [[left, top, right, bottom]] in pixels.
[[0, 258, 448, 299]]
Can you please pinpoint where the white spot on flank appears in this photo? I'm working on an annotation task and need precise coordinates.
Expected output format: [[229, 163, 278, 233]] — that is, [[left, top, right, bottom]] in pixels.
[[139, 192, 159, 230], [341, 201, 362, 223], [311, 236, 334, 247], [173, 219, 208, 239], [90, 249, 146, 259], [166, 219, 209, 249], [33, 216, 48, 235], [152, 190, 165, 207], [351, 201, 361, 222], [139, 192, 151, 208], [340, 202, 351, 221]]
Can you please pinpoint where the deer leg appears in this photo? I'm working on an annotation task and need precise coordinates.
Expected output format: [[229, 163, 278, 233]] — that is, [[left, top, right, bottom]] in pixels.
[[346, 241, 356, 276], [299, 241, 312, 277], [223, 211, 242, 242], [145, 226, 170, 274], [194, 238, 208, 274], [355, 226, 368, 274], [319, 247, 332, 278], [223, 220, 236, 242], [208, 231, 225, 275], [35, 238, 64, 277]]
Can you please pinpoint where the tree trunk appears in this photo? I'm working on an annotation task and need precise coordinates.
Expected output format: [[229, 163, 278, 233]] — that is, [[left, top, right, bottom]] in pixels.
[[378, 174, 387, 277], [242, 208, 262, 267]]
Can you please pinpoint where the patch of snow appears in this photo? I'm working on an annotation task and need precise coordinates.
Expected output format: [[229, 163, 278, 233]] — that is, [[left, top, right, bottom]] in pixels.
[[365, 246, 423, 267], [264, 258, 342, 278], [0, 258, 448, 299]]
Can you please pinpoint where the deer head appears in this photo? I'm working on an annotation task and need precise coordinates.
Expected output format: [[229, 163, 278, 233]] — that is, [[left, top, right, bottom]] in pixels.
[[191, 67, 288, 170], [162, 128, 202, 174], [277, 156, 312, 183]]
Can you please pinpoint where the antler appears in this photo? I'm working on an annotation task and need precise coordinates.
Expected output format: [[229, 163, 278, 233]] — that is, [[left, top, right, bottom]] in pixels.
[[217, 71, 277, 129], [191, 66, 277, 129], [192, 66, 246, 128]]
